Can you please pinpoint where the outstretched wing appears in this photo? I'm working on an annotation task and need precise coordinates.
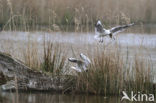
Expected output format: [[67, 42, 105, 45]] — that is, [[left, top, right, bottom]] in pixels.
[[110, 23, 135, 35], [68, 58, 79, 63], [70, 66, 82, 72], [80, 53, 91, 65], [68, 58, 83, 64]]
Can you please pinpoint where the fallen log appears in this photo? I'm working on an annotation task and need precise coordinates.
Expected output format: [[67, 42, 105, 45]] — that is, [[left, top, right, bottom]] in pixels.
[[0, 52, 74, 91]]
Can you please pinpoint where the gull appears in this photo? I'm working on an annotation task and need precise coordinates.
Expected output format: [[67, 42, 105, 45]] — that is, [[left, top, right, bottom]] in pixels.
[[94, 20, 135, 42], [68, 53, 91, 72]]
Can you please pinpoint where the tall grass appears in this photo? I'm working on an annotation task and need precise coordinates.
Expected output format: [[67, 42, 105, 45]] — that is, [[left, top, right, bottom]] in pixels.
[[41, 41, 66, 75], [23, 38, 67, 75], [21, 39, 154, 95], [71, 45, 154, 96], [0, 0, 155, 31], [23, 37, 40, 70]]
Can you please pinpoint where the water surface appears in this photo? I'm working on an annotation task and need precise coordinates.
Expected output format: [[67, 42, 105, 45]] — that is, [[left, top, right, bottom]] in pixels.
[[0, 92, 122, 103]]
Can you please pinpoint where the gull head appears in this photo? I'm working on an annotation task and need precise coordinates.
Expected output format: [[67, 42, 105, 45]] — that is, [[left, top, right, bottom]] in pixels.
[[95, 20, 102, 27], [97, 20, 102, 25], [95, 20, 104, 33], [80, 53, 91, 64]]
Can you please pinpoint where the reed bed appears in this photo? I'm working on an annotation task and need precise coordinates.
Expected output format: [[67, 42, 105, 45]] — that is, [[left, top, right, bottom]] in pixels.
[[0, 30, 154, 96], [23, 40, 68, 76], [20, 40, 155, 96], [71, 45, 154, 96], [0, 0, 155, 31], [0, 1, 155, 102]]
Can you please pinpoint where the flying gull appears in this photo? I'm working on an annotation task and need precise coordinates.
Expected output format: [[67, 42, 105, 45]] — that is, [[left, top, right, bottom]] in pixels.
[[68, 53, 91, 72], [94, 20, 135, 42]]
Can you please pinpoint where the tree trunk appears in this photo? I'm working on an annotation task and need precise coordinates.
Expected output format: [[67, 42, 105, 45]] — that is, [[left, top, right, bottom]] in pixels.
[[0, 52, 73, 92]]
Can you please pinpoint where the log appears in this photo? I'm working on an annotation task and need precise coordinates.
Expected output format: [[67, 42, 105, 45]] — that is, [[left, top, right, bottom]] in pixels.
[[0, 52, 74, 91]]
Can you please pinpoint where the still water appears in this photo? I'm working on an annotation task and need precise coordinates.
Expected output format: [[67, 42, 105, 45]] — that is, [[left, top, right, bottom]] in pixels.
[[0, 92, 121, 103]]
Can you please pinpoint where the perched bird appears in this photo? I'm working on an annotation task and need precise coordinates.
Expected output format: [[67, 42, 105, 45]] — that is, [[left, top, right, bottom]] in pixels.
[[94, 20, 135, 42], [68, 53, 91, 72]]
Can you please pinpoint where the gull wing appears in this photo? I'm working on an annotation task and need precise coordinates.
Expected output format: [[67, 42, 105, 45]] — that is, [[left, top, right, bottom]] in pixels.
[[68, 58, 79, 63], [70, 66, 82, 72], [110, 23, 135, 35], [80, 53, 91, 65]]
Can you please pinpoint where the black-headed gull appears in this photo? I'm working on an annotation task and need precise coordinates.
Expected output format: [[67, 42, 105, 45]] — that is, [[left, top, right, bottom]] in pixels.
[[94, 20, 135, 42], [68, 53, 91, 72]]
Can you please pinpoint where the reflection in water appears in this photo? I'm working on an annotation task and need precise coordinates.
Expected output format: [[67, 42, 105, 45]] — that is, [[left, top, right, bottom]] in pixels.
[[0, 92, 122, 103]]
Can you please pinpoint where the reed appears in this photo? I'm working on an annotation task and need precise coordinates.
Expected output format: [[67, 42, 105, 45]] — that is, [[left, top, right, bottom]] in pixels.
[[0, 0, 155, 31], [18, 38, 155, 95], [41, 41, 67, 75], [23, 37, 40, 70], [23, 39, 67, 75], [71, 45, 154, 96]]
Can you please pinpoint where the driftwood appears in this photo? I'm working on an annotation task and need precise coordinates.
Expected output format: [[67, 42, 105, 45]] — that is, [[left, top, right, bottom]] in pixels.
[[0, 52, 73, 91]]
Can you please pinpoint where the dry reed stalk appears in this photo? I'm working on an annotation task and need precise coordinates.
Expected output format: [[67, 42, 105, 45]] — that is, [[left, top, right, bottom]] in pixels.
[[72, 44, 154, 95], [0, 0, 155, 31]]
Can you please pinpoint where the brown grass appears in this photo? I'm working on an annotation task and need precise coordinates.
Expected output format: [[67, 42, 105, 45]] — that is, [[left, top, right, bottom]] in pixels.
[[23, 39, 67, 75], [11, 36, 155, 96], [41, 41, 67, 75], [72, 45, 154, 96], [0, 0, 155, 31]]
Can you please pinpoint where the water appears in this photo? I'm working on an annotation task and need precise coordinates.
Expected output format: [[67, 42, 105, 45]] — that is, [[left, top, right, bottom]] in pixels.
[[0, 25, 156, 103], [0, 92, 121, 103], [0, 31, 155, 69]]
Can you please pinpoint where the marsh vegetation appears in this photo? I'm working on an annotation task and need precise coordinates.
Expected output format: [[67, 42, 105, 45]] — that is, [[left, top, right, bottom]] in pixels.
[[0, 31, 155, 96], [0, 0, 156, 103], [0, 0, 156, 31]]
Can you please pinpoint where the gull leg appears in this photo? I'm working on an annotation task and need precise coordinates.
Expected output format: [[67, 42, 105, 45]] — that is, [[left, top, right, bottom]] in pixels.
[[101, 37, 103, 43], [112, 36, 116, 40], [99, 40, 101, 43], [99, 37, 103, 43], [99, 37, 101, 43]]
